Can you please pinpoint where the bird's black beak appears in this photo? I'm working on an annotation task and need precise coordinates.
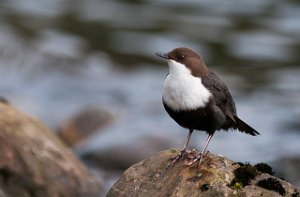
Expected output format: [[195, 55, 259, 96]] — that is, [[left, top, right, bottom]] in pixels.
[[155, 52, 169, 59]]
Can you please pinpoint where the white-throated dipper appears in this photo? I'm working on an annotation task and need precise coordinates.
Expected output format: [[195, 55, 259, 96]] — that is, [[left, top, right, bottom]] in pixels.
[[156, 47, 259, 166]]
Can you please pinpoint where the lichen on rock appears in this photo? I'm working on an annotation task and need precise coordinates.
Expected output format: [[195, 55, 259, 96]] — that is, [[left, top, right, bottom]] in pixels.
[[107, 149, 300, 197]]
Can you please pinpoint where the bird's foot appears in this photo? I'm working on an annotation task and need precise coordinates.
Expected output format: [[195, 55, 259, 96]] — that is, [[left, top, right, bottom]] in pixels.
[[167, 149, 188, 168], [185, 151, 209, 167]]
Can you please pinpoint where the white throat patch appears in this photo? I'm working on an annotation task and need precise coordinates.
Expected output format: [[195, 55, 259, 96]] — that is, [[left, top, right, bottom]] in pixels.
[[162, 60, 211, 111]]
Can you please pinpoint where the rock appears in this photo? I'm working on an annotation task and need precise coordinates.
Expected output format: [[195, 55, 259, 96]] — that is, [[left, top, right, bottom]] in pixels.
[[77, 131, 173, 195], [57, 107, 114, 146], [0, 103, 102, 197], [107, 149, 300, 197]]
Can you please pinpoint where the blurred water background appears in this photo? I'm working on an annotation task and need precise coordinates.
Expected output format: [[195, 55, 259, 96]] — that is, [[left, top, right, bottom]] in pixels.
[[1, 0, 300, 194]]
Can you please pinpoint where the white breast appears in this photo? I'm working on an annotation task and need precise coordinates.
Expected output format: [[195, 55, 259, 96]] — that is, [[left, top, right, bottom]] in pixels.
[[162, 60, 211, 111]]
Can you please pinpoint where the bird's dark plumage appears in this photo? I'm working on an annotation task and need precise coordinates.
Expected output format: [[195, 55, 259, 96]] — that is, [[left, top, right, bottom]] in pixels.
[[201, 71, 259, 136], [156, 47, 259, 166]]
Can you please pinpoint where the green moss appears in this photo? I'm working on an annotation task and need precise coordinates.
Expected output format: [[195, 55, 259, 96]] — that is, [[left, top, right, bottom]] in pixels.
[[231, 182, 243, 190], [254, 163, 274, 175], [230, 164, 258, 189], [256, 178, 285, 196], [170, 149, 179, 154]]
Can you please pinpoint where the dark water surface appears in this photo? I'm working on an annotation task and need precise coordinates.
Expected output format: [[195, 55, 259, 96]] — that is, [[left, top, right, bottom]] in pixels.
[[1, 0, 300, 192]]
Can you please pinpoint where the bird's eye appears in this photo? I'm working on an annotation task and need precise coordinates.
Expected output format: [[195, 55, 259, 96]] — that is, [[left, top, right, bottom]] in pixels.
[[177, 54, 185, 60]]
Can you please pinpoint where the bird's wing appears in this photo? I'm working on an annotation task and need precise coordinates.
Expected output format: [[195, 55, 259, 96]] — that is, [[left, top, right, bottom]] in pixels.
[[202, 71, 260, 135], [201, 71, 236, 122]]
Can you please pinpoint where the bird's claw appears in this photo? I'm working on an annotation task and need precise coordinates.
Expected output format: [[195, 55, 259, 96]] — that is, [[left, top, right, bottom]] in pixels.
[[184, 151, 209, 167], [167, 149, 210, 168], [166, 150, 188, 168]]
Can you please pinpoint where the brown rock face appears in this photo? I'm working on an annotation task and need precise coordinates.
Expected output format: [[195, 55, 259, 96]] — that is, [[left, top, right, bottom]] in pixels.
[[0, 103, 102, 197], [57, 107, 114, 147], [107, 149, 300, 197]]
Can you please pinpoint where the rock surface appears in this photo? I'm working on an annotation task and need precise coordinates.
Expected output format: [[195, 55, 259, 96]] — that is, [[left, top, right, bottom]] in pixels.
[[0, 103, 102, 197], [57, 106, 114, 147], [107, 149, 300, 197]]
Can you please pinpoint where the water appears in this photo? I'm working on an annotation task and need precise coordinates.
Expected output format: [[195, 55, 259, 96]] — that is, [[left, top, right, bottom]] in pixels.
[[1, 0, 300, 192]]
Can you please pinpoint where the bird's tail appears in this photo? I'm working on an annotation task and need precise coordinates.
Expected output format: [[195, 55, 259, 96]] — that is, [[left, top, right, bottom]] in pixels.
[[234, 116, 260, 136]]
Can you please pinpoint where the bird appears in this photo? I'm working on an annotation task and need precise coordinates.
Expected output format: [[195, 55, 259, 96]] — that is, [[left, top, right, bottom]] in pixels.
[[156, 47, 260, 167]]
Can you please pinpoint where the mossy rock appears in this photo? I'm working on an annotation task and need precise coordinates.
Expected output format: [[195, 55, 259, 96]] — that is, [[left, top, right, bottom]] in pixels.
[[107, 149, 300, 197]]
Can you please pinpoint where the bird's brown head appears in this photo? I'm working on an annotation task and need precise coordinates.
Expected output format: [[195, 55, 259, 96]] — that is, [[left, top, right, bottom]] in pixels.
[[156, 47, 209, 77]]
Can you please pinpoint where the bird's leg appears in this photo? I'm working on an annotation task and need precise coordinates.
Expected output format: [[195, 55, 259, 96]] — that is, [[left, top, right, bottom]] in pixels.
[[168, 129, 193, 167], [186, 132, 215, 167]]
